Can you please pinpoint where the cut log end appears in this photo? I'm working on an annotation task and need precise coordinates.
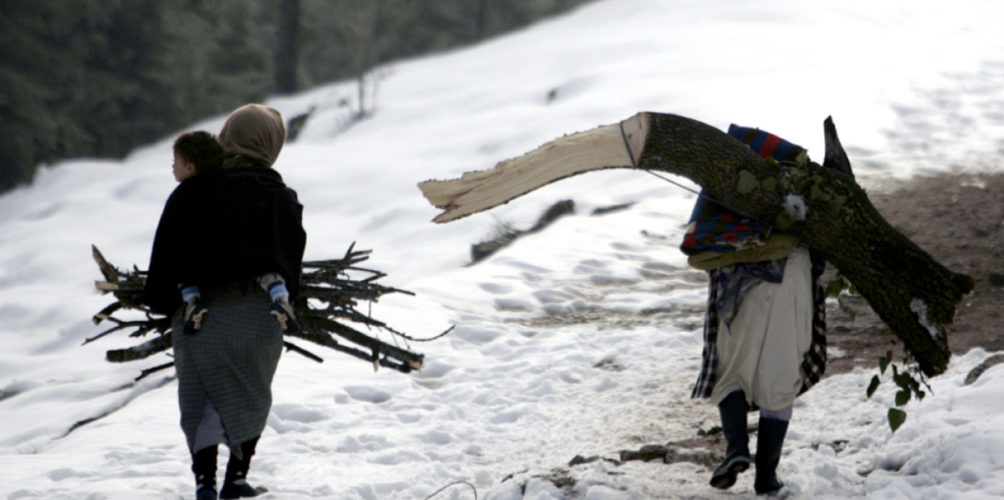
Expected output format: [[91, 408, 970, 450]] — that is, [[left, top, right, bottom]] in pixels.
[[418, 120, 641, 223], [95, 281, 119, 292], [620, 111, 650, 165]]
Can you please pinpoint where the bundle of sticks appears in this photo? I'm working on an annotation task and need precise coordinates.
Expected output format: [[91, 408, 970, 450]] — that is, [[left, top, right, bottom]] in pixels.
[[89, 243, 447, 380]]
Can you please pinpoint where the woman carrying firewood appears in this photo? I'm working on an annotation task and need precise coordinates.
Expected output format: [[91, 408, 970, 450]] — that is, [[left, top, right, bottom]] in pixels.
[[682, 125, 827, 496], [144, 104, 307, 500]]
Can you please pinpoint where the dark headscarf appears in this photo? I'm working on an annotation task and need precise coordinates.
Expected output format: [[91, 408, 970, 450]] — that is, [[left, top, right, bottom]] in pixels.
[[218, 104, 286, 167]]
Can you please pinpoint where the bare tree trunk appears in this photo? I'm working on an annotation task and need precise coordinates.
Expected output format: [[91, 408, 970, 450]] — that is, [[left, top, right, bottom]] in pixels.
[[274, 0, 301, 94], [475, 0, 491, 40], [336, 0, 384, 119], [418, 112, 974, 376]]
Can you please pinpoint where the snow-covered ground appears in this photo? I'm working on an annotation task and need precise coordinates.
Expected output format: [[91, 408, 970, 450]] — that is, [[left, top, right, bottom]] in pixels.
[[2, 1, 1004, 498]]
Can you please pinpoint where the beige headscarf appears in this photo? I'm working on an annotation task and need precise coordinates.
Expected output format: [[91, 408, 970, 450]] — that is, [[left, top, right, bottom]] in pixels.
[[218, 104, 286, 167]]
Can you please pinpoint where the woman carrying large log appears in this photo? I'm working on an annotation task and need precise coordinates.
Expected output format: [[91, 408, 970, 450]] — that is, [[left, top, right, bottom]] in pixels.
[[144, 104, 306, 500], [684, 125, 826, 495], [418, 110, 973, 494], [418, 112, 972, 377]]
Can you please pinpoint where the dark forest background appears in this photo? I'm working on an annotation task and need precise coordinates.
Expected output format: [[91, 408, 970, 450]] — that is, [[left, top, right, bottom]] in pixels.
[[0, 0, 588, 195]]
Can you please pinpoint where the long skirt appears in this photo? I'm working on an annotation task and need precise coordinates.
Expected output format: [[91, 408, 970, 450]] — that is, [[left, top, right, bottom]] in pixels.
[[172, 280, 283, 453], [709, 247, 813, 411]]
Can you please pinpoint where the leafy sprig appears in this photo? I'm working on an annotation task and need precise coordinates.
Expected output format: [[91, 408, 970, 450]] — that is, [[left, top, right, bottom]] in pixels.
[[866, 350, 931, 432], [828, 273, 929, 433]]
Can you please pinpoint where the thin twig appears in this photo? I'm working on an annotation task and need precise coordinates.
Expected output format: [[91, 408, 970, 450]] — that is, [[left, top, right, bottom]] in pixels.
[[283, 340, 324, 363], [135, 361, 175, 381], [423, 480, 478, 500]]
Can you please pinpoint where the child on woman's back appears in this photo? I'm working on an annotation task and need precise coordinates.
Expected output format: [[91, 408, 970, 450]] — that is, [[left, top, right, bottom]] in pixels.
[[171, 131, 300, 335]]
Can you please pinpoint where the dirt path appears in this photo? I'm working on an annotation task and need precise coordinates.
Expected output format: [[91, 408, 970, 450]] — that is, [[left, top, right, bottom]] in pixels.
[[490, 173, 1004, 492]]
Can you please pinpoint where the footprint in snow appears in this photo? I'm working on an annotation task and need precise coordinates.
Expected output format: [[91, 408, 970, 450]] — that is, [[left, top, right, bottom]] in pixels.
[[343, 386, 393, 404]]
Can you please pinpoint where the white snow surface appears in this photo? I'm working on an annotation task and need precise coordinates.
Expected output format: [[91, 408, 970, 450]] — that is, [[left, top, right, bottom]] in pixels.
[[2, 1, 1004, 498]]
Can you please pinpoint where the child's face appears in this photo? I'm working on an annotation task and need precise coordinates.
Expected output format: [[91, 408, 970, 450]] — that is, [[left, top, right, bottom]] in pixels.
[[172, 151, 197, 182]]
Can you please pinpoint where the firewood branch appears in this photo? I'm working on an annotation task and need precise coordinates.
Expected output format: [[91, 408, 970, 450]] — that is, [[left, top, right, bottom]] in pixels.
[[89, 243, 441, 377]]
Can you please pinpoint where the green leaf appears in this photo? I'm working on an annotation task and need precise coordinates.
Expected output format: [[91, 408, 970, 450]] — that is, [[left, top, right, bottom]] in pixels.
[[894, 371, 916, 391], [774, 212, 794, 230], [737, 170, 758, 194], [866, 375, 881, 398], [888, 408, 907, 433], [828, 195, 847, 214], [760, 177, 777, 192], [810, 184, 824, 201], [879, 352, 892, 374], [895, 389, 910, 406], [825, 276, 849, 298]]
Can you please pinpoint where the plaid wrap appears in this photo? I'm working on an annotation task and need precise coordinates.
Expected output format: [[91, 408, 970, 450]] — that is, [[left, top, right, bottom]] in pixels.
[[689, 124, 826, 400], [691, 251, 828, 399], [173, 280, 283, 453]]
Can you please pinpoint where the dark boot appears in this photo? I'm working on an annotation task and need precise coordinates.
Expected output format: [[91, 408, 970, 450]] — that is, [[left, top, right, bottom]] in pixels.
[[220, 437, 268, 499], [192, 445, 218, 500], [710, 390, 751, 489], [754, 417, 789, 496]]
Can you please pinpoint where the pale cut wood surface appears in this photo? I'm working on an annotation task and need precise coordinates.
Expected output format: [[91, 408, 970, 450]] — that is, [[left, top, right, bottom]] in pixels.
[[418, 118, 643, 223]]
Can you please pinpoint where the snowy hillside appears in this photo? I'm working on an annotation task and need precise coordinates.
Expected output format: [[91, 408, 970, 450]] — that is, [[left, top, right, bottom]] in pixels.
[[2, 1, 1004, 498]]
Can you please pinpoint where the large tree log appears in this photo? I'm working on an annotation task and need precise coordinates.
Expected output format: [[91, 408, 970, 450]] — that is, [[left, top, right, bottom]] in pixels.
[[418, 112, 974, 376]]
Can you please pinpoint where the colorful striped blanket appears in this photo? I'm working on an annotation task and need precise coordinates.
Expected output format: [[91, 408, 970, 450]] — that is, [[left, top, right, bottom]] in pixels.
[[679, 124, 807, 255]]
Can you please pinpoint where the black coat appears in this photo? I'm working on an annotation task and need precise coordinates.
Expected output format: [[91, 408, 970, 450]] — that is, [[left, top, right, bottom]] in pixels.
[[144, 167, 306, 316]]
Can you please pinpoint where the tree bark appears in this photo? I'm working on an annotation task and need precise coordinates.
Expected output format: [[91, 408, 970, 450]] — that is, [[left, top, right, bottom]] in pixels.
[[274, 0, 301, 94], [106, 334, 172, 363], [418, 112, 974, 376]]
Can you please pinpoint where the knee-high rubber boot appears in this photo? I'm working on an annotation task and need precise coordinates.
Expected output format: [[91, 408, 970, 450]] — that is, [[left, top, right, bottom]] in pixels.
[[192, 445, 218, 500], [220, 436, 268, 499], [710, 390, 751, 489], [754, 417, 789, 496]]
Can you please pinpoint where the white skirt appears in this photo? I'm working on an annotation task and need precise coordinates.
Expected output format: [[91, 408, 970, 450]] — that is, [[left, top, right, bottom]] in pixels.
[[709, 246, 813, 410]]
